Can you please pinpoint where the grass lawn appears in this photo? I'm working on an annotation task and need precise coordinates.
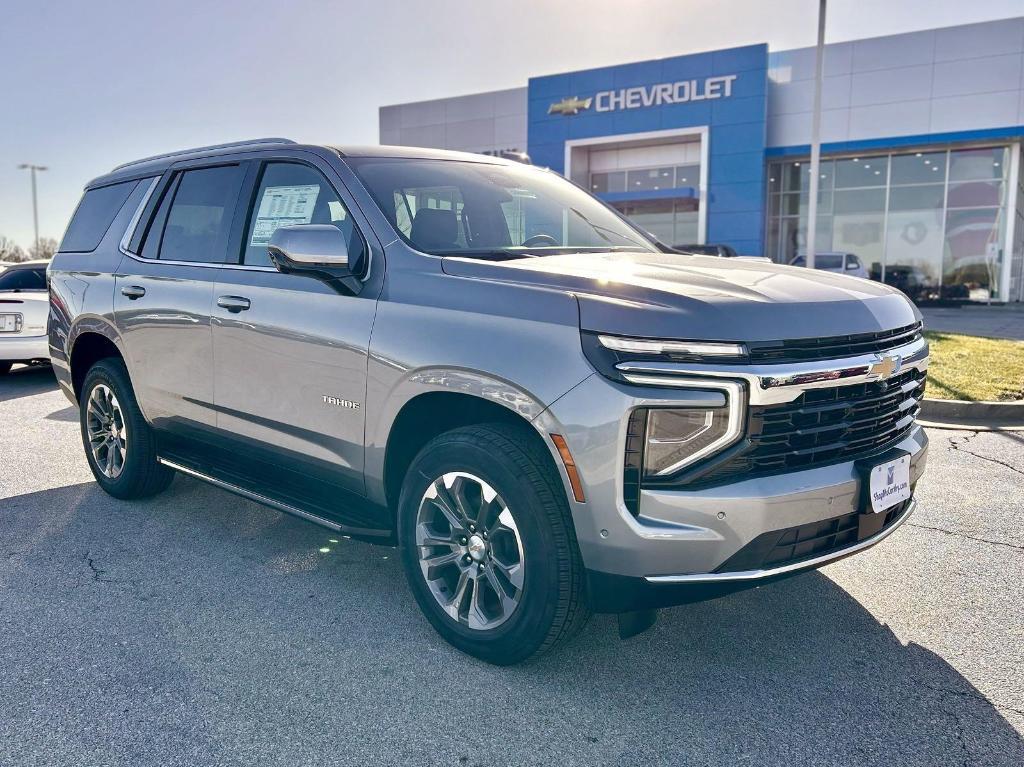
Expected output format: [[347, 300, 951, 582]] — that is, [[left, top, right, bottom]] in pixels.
[[924, 331, 1024, 402]]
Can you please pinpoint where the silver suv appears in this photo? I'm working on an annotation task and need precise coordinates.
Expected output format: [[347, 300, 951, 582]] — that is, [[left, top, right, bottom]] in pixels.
[[49, 139, 928, 664]]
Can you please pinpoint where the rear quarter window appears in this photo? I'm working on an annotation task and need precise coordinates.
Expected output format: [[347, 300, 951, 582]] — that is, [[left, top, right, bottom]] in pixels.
[[59, 180, 139, 253]]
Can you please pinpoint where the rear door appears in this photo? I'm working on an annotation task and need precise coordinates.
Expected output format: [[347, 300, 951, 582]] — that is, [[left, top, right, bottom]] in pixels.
[[113, 162, 247, 435], [209, 156, 382, 526]]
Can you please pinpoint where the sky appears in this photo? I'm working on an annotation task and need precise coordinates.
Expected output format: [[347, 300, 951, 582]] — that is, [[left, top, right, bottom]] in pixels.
[[1, 0, 1022, 249]]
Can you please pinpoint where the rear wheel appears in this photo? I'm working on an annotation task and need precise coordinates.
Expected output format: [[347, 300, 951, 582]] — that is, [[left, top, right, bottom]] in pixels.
[[79, 358, 173, 499], [398, 423, 589, 665]]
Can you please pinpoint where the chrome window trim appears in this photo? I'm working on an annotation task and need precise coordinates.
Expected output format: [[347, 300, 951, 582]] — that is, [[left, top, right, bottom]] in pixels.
[[118, 176, 160, 256], [618, 336, 928, 406], [645, 499, 916, 583]]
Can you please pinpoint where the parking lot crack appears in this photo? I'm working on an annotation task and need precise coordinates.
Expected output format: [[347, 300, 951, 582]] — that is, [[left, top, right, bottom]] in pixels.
[[921, 682, 1024, 720], [947, 431, 1024, 479], [905, 523, 1023, 552], [84, 550, 114, 583]]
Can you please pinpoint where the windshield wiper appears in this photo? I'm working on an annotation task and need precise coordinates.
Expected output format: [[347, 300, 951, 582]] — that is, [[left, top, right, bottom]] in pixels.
[[432, 249, 543, 260], [568, 207, 650, 249]]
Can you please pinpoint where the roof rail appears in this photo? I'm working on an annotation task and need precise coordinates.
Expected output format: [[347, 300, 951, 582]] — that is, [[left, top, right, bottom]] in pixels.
[[111, 138, 296, 172]]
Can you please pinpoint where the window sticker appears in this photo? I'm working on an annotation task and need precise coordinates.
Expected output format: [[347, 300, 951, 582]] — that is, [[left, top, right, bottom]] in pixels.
[[250, 184, 321, 246]]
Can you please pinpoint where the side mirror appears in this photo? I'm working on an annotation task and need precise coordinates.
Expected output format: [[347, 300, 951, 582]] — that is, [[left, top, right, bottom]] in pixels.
[[845, 261, 859, 271], [267, 224, 361, 294]]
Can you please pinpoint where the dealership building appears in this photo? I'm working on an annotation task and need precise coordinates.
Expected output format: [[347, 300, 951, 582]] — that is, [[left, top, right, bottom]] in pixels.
[[380, 17, 1024, 303]]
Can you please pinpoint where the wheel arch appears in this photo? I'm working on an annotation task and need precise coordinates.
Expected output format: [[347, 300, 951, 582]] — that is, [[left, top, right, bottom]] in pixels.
[[378, 385, 569, 518], [68, 319, 128, 402]]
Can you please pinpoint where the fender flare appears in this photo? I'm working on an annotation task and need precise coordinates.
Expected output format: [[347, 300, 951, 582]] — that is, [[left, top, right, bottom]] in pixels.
[[365, 365, 568, 506]]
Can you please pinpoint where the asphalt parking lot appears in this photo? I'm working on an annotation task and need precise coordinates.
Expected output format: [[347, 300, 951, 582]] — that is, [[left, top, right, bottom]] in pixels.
[[1, 364, 1022, 766]]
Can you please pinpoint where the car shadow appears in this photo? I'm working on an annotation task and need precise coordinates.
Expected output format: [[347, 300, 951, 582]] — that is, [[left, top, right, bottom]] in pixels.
[[3, 478, 1021, 765], [0, 363, 57, 403]]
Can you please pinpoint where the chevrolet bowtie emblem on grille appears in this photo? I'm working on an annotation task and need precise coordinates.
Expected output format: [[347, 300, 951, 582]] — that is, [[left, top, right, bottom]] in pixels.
[[548, 96, 592, 116], [867, 354, 901, 380]]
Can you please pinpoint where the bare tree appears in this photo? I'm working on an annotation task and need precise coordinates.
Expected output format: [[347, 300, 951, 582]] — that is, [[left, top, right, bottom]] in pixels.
[[27, 237, 58, 261], [0, 235, 28, 263]]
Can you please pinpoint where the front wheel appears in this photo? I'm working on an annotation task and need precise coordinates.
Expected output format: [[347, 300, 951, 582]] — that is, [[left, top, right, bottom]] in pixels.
[[79, 358, 173, 499], [398, 423, 589, 665]]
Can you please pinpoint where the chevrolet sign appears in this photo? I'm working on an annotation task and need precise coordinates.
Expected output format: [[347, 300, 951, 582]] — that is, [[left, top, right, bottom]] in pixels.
[[547, 75, 738, 116]]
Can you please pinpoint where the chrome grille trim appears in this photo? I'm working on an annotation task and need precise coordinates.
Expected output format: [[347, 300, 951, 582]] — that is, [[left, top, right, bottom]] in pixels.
[[617, 336, 929, 406]]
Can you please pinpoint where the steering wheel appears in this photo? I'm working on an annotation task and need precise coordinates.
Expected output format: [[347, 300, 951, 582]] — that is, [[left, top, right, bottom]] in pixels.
[[521, 233, 559, 248]]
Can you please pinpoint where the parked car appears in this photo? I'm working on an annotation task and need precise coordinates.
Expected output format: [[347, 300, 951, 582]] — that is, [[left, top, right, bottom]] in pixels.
[[0, 260, 50, 374], [790, 251, 869, 279], [49, 140, 928, 664], [675, 243, 739, 258]]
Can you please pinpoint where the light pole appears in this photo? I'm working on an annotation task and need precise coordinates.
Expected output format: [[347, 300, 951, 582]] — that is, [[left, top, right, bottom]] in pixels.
[[805, 0, 826, 271], [17, 163, 48, 257]]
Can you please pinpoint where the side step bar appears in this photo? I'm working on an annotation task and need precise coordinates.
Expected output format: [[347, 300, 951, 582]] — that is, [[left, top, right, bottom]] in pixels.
[[157, 457, 390, 539]]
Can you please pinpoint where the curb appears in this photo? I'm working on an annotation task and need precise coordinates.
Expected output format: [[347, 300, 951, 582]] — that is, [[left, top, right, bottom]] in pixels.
[[919, 397, 1024, 430]]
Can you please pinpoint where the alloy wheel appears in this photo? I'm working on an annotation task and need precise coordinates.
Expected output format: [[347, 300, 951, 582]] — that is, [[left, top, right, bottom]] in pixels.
[[415, 471, 525, 630], [85, 383, 127, 479]]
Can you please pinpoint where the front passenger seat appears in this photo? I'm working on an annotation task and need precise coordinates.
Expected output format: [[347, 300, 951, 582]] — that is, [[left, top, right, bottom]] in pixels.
[[411, 208, 458, 250]]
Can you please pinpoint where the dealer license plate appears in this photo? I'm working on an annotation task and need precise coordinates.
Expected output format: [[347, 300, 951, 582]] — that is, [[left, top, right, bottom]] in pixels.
[[867, 455, 911, 513], [0, 314, 19, 333]]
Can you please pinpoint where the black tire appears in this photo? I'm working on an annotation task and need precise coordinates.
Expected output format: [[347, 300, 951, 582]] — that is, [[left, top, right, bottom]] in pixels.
[[0, 362, 12, 375], [398, 423, 590, 665], [79, 358, 173, 499]]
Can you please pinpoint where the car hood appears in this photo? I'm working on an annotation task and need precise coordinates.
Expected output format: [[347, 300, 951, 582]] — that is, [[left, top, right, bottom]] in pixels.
[[440, 251, 919, 342]]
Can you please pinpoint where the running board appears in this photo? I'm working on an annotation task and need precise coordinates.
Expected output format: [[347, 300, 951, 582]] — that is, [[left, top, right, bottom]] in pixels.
[[157, 457, 390, 539]]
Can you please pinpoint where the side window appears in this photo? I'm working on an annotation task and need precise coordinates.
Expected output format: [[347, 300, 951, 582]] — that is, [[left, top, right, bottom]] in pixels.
[[140, 176, 178, 260], [242, 162, 366, 269], [159, 166, 244, 263], [59, 180, 139, 253]]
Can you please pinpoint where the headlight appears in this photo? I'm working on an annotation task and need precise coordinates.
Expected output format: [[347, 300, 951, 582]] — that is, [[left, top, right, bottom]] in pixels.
[[643, 407, 736, 476], [622, 381, 745, 516]]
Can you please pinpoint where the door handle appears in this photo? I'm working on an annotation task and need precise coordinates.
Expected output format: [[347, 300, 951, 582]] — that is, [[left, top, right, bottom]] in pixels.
[[120, 285, 146, 300], [217, 295, 251, 313]]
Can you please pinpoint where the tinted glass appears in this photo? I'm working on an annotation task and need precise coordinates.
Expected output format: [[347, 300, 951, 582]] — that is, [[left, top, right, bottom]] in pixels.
[[0, 268, 47, 291], [140, 176, 177, 260], [891, 152, 946, 185], [159, 166, 244, 263], [350, 158, 656, 256], [626, 167, 674, 192], [60, 180, 139, 253], [835, 157, 888, 188], [242, 163, 366, 269]]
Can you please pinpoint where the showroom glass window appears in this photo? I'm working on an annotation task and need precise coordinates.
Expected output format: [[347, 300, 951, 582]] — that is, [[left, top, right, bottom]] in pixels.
[[767, 145, 1012, 302]]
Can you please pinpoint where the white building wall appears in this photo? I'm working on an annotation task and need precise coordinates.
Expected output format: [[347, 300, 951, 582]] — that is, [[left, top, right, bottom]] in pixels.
[[766, 18, 1024, 148], [379, 87, 527, 154]]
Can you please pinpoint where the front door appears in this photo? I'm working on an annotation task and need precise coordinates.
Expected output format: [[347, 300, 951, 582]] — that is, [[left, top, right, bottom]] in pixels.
[[210, 159, 380, 525]]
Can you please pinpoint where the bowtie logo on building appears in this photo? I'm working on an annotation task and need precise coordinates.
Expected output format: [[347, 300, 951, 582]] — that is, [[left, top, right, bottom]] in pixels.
[[547, 97, 592, 116]]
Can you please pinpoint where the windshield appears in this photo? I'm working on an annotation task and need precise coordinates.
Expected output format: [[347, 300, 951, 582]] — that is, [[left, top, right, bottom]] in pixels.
[[0, 267, 46, 291], [347, 158, 658, 257]]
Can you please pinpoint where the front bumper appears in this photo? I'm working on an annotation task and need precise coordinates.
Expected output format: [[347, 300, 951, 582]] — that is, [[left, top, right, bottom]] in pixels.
[[584, 498, 916, 613], [0, 334, 48, 362], [537, 367, 929, 612]]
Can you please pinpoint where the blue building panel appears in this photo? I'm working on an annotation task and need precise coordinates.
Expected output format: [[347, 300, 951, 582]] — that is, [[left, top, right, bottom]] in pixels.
[[528, 44, 769, 255]]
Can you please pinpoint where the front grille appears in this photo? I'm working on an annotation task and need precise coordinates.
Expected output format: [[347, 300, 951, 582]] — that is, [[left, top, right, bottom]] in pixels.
[[747, 322, 922, 364], [696, 367, 926, 484], [716, 498, 912, 573]]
